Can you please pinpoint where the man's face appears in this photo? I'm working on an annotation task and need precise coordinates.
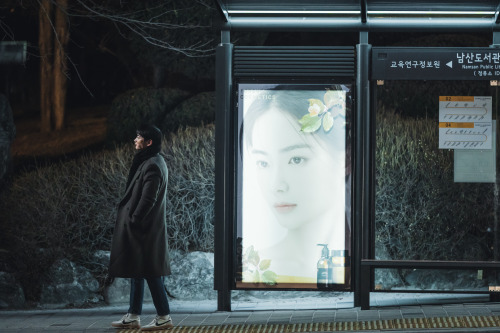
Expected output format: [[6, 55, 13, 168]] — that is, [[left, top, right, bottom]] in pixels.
[[134, 134, 151, 150]]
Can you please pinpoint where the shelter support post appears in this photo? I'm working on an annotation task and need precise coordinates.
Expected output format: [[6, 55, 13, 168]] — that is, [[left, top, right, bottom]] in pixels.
[[354, 31, 372, 309], [493, 31, 500, 47], [214, 30, 233, 312], [491, 30, 500, 302]]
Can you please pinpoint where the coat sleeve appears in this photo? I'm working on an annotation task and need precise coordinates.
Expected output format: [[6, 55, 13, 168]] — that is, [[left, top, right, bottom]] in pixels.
[[129, 164, 162, 230]]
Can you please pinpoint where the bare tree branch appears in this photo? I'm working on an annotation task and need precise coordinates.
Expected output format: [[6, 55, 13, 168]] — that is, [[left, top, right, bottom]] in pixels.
[[70, 0, 216, 57]]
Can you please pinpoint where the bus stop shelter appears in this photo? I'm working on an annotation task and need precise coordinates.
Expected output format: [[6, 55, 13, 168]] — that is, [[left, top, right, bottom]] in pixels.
[[213, 0, 500, 311]]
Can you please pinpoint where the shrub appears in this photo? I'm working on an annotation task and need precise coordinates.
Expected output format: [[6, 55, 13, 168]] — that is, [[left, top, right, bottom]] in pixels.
[[375, 109, 493, 262], [161, 91, 215, 135], [107, 87, 191, 144], [0, 145, 129, 300], [164, 124, 215, 252], [0, 124, 215, 301]]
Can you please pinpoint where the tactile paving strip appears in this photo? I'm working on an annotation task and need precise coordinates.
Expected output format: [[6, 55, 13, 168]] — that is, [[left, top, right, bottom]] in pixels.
[[118, 315, 500, 332]]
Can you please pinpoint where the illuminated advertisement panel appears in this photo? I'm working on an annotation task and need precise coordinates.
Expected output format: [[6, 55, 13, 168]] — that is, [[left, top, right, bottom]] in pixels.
[[236, 84, 352, 290]]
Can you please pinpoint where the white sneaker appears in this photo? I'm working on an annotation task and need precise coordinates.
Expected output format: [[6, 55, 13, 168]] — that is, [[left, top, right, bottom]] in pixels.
[[111, 313, 141, 329], [141, 315, 173, 331]]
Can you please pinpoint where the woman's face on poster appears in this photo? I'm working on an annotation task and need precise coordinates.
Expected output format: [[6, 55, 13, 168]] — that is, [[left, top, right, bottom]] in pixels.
[[250, 106, 344, 230]]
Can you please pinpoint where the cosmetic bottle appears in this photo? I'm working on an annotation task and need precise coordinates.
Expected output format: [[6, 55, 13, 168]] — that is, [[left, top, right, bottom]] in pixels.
[[330, 250, 346, 284], [317, 244, 331, 289]]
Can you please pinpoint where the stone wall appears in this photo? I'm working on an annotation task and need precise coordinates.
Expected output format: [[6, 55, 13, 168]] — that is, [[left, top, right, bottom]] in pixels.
[[0, 250, 217, 309]]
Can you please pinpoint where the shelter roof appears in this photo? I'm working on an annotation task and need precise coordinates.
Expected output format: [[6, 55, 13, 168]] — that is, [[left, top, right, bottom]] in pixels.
[[214, 0, 500, 32]]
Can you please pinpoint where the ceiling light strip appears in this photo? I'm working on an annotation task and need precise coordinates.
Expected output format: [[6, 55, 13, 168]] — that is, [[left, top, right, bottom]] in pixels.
[[368, 11, 495, 15], [228, 10, 360, 15], [227, 10, 495, 16]]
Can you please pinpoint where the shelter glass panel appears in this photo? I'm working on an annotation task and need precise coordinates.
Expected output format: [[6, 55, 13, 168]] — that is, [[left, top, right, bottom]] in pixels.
[[374, 80, 500, 271]]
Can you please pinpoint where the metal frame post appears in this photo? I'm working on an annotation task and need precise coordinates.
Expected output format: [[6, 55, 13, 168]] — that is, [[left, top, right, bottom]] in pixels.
[[214, 30, 233, 312], [354, 31, 371, 309]]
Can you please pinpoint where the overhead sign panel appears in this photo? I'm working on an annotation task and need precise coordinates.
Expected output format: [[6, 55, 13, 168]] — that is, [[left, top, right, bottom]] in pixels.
[[372, 47, 500, 80]]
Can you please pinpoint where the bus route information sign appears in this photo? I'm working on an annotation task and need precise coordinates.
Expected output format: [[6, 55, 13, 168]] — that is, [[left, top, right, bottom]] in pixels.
[[438, 96, 492, 150]]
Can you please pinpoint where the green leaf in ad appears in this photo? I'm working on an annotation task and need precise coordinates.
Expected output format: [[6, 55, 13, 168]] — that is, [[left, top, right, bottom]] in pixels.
[[299, 114, 321, 133], [261, 270, 278, 285], [246, 246, 260, 266], [252, 270, 260, 282], [322, 112, 334, 132], [259, 259, 271, 271]]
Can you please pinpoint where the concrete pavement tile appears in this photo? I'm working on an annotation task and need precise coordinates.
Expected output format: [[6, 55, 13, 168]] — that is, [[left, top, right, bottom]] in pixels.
[[290, 316, 314, 322], [223, 319, 248, 325], [292, 310, 315, 316], [357, 314, 380, 321], [444, 310, 471, 317], [201, 320, 230, 325], [402, 313, 427, 319], [181, 313, 210, 320], [249, 315, 274, 320], [334, 313, 358, 321], [378, 310, 403, 320], [267, 318, 290, 325], [86, 318, 114, 329], [245, 319, 269, 324], [358, 310, 379, 315], [269, 314, 293, 320], [270, 310, 294, 315], [247, 312, 272, 318], [207, 312, 231, 318], [179, 319, 209, 326], [312, 314, 335, 322], [313, 309, 335, 316], [357, 310, 380, 319], [171, 314, 194, 326], [229, 312, 251, 318], [401, 307, 424, 315], [467, 308, 493, 316], [0, 321, 31, 329], [290, 315, 313, 321], [171, 313, 189, 321], [422, 310, 448, 318]]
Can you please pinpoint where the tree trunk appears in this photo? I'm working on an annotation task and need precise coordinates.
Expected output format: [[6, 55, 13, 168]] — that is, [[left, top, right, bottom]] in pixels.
[[53, 0, 69, 131], [39, 0, 53, 133]]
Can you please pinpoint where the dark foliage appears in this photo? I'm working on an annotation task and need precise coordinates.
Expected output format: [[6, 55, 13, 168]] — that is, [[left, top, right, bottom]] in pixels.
[[107, 87, 190, 144], [161, 91, 215, 135], [375, 110, 494, 263], [0, 124, 215, 302]]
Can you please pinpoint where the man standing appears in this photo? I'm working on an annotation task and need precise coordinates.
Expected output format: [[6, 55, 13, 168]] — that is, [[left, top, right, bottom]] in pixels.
[[109, 124, 173, 331]]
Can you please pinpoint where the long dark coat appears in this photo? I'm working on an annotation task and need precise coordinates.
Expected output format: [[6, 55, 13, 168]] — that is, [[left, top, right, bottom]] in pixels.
[[109, 154, 171, 278]]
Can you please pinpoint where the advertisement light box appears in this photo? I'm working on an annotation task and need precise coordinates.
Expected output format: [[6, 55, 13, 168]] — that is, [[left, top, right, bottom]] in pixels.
[[236, 83, 352, 290]]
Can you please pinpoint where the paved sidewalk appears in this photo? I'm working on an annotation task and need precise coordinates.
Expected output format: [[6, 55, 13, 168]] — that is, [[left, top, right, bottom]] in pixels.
[[1, 293, 500, 332]]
